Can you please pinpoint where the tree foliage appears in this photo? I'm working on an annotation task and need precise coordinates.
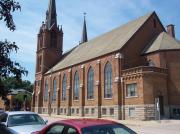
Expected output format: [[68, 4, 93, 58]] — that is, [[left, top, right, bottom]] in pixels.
[[3, 77, 34, 93], [15, 92, 31, 104], [0, 0, 28, 99], [0, 0, 21, 31]]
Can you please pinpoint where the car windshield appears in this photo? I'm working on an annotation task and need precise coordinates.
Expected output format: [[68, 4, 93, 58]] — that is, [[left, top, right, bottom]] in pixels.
[[81, 124, 136, 134], [8, 114, 45, 127]]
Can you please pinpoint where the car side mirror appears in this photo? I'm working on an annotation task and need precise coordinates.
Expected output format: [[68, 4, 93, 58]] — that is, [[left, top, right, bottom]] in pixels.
[[44, 120, 48, 124]]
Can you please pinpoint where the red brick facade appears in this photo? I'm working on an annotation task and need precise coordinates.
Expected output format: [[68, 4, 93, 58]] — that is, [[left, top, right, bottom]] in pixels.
[[32, 1, 180, 120]]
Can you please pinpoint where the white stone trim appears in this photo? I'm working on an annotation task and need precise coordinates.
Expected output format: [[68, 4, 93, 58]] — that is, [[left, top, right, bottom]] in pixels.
[[95, 80, 100, 86], [80, 84, 83, 88], [67, 86, 71, 90], [114, 77, 120, 82], [115, 53, 124, 59], [96, 59, 101, 64], [68, 68, 72, 73], [81, 65, 85, 69]]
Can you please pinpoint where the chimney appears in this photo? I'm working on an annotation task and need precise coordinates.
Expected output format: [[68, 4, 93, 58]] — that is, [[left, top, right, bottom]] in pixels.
[[166, 24, 175, 38]]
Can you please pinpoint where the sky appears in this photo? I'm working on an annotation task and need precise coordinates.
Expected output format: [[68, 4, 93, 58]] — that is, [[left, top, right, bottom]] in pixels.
[[0, 0, 180, 83]]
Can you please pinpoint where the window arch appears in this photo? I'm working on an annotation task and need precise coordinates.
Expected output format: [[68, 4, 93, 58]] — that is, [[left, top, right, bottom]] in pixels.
[[44, 80, 48, 101], [73, 71, 79, 100], [87, 67, 94, 99], [52, 78, 57, 101], [104, 62, 112, 98], [62, 74, 67, 101]]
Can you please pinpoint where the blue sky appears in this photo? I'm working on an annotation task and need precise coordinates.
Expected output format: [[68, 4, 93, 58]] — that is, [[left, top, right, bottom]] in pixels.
[[0, 0, 180, 83]]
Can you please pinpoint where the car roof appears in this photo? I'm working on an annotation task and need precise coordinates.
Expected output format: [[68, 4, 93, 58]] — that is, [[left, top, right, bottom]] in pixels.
[[54, 119, 118, 129], [6, 111, 37, 116]]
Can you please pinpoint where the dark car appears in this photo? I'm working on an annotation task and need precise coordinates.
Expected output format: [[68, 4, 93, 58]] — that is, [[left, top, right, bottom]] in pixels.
[[0, 123, 18, 134], [33, 119, 137, 134], [0, 108, 4, 115]]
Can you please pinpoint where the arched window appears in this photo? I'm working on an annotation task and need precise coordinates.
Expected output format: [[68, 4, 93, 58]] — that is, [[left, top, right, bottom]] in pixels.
[[73, 71, 79, 100], [44, 80, 48, 101], [52, 78, 57, 101], [62, 74, 67, 101], [104, 62, 112, 98], [87, 67, 94, 99]]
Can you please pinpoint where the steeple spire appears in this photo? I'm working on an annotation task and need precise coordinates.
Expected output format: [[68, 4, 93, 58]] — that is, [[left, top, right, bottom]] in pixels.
[[46, 0, 57, 29], [81, 13, 88, 44]]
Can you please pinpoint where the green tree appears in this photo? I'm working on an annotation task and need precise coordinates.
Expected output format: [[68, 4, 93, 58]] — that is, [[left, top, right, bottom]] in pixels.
[[3, 77, 34, 93], [0, 0, 28, 99], [15, 92, 31, 104]]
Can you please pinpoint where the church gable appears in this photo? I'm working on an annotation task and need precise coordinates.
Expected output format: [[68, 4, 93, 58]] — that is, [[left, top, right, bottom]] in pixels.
[[119, 12, 165, 68]]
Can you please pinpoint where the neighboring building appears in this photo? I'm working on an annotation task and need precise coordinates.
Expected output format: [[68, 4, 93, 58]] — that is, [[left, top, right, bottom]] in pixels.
[[0, 97, 4, 110], [0, 89, 32, 111], [32, 0, 180, 120]]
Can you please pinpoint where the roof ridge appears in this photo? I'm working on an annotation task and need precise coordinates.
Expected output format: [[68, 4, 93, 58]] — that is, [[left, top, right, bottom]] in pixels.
[[86, 11, 154, 44], [46, 11, 155, 74]]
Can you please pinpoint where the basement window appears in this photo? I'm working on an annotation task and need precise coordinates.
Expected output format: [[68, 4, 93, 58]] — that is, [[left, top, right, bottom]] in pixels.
[[76, 109, 79, 114], [110, 108, 114, 115], [102, 108, 107, 115], [129, 107, 135, 117], [85, 108, 89, 114], [173, 108, 180, 116], [71, 108, 75, 114], [91, 108, 95, 114]]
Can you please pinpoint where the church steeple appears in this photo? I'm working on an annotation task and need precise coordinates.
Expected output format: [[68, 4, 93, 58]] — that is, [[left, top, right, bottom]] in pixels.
[[81, 13, 88, 44], [36, 0, 63, 74], [46, 0, 57, 29]]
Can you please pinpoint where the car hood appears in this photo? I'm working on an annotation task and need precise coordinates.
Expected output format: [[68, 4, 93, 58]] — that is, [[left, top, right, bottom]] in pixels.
[[9, 124, 45, 134]]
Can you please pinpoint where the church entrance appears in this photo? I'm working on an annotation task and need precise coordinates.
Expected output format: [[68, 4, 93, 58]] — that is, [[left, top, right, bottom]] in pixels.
[[158, 96, 164, 117]]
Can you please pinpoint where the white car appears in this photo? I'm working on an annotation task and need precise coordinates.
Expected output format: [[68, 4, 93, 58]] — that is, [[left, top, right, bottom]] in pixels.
[[0, 111, 47, 134]]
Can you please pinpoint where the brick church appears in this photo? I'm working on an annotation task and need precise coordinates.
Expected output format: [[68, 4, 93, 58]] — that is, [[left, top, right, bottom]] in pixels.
[[32, 0, 180, 120]]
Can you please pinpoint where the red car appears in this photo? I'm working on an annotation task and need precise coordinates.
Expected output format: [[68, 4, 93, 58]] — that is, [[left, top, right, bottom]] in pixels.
[[33, 119, 136, 134]]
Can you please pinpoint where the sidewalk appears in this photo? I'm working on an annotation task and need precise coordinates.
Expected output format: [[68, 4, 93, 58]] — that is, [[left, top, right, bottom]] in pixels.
[[40, 114, 180, 127]]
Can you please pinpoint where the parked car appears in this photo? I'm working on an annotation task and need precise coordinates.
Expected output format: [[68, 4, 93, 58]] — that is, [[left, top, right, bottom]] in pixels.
[[0, 123, 18, 134], [33, 119, 137, 134], [0, 111, 48, 134], [0, 108, 4, 115]]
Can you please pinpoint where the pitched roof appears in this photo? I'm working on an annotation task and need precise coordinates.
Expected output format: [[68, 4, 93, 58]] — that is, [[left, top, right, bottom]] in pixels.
[[144, 32, 180, 54], [46, 12, 154, 74]]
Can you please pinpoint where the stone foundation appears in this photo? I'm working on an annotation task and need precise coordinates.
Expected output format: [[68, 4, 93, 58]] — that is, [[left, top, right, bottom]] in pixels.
[[84, 106, 99, 118], [42, 107, 48, 114], [34, 107, 42, 114], [70, 106, 81, 116], [124, 104, 155, 120], [101, 105, 120, 119], [37, 104, 162, 120]]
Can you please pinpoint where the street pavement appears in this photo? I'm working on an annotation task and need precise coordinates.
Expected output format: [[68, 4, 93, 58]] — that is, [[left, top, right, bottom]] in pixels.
[[40, 114, 180, 134]]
